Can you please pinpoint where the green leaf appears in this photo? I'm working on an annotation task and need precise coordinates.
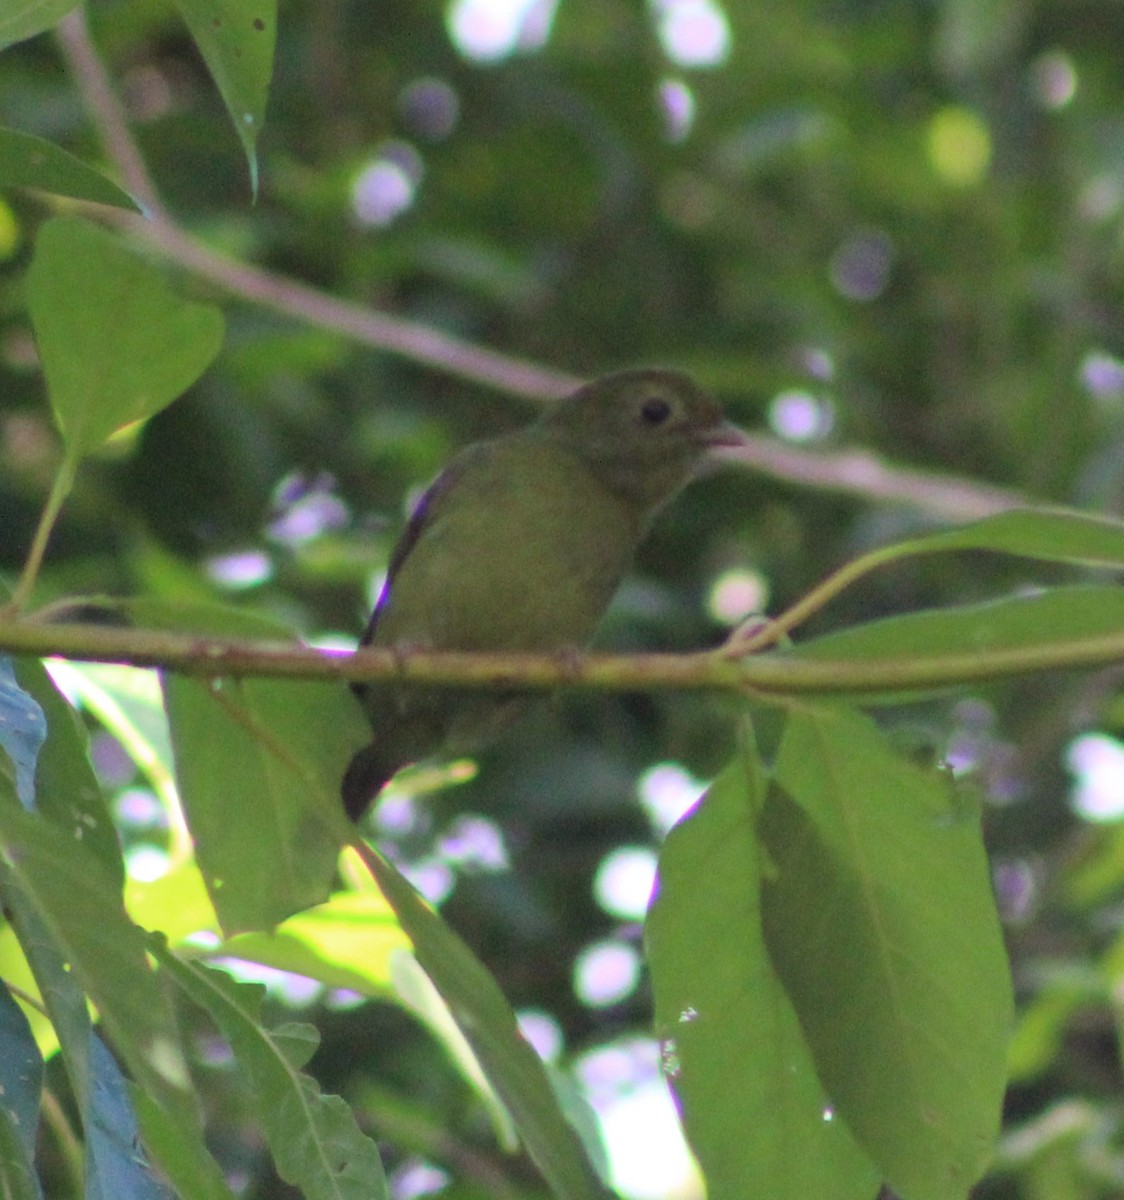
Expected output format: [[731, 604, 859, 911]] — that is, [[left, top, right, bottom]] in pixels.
[[153, 947, 389, 1200], [891, 507, 1124, 570], [0, 981, 43, 1200], [0, 0, 79, 49], [364, 846, 614, 1200], [12, 658, 124, 888], [26, 216, 224, 461], [645, 732, 882, 1200], [0, 794, 195, 1129], [0, 127, 140, 211], [162, 673, 354, 933], [170, 0, 276, 195], [0, 787, 228, 1199], [790, 585, 1124, 698], [223, 890, 410, 994], [0, 657, 46, 809], [763, 704, 1013, 1200]]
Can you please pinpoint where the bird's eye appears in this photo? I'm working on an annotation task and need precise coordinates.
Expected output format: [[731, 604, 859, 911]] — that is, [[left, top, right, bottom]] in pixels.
[[640, 396, 672, 426]]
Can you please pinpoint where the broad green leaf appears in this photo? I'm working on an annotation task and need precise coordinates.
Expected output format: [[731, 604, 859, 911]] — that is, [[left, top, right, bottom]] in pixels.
[[790, 585, 1124, 697], [126, 861, 219, 946], [224, 890, 410, 994], [0, 127, 140, 211], [134, 598, 360, 933], [154, 948, 389, 1200], [764, 704, 1013, 1200], [171, 0, 276, 194], [365, 845, 614, 1200], [162, 674, 354, 932], [0, 0, 79, 49], [645, 734, 882, 1200], [888, 507, 1124, 570], [26, 216, 224, 460], [0, 981, 42, 1200]]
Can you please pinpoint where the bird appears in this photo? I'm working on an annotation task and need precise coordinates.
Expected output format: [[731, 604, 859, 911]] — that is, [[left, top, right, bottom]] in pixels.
[[341, 367, 748, 820]]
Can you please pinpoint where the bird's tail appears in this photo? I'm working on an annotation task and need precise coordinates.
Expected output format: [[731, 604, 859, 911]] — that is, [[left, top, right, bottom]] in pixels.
[[340, 743, 393, 821]]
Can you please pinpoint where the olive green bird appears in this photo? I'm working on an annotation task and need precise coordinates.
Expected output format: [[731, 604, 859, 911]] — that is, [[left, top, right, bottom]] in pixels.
[[342, 368, 748, 820]]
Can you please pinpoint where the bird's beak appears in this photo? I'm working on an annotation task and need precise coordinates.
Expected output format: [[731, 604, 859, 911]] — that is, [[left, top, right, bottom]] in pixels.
[[703, 420, 752, 452]]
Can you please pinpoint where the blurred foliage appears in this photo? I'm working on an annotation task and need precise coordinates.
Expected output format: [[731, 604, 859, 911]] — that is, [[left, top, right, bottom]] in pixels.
[[5, 0, 1124, 1197]]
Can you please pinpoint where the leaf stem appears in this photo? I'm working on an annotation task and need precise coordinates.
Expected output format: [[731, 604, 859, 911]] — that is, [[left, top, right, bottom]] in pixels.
[[724, 542, 910, 654], [1, 456, 78, 620]]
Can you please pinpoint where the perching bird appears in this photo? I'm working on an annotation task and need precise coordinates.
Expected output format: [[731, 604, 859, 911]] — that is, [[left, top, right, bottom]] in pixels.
[[341, 368, 748, 820]]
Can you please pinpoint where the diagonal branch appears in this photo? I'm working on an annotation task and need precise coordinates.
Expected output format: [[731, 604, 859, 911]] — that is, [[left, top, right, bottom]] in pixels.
[[56, 8, 1028, 519]]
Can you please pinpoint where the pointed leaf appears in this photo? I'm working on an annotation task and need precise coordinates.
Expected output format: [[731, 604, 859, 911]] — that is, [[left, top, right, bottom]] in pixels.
[[154, 947, 389, 1200], [0, 127, 140, 211], [646, 739, 882, 1200], [27, 216, 224, 460], [171, 0, 275, 194], [917, 507, 1124, 568], [365, 846, 614, 1200], [795, 586, 1124, 666], [763, 704, 1013, 1200]]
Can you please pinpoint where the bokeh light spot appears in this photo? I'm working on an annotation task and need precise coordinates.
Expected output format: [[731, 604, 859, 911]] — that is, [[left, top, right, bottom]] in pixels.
[[446, 0, 558, 62], [352, 144, 423, 227], [658, 78, 696, 142], [653, 0, 731, 67], [768, 389, 834, 442], [638, 763, 706, 835], [574, 940, 641, 1007], [516, 1008, 564, 1061], [706, 567, 769, 626], [927, 106, 991, 186], [595, 846, 658, 920], [1067, 733, 1124, 822], [1031, 50, 1077, 110]]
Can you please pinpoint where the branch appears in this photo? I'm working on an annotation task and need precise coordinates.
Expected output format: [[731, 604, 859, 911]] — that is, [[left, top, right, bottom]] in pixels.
[[3, 619, 1124, 697], [53, 13, 1032, 521]]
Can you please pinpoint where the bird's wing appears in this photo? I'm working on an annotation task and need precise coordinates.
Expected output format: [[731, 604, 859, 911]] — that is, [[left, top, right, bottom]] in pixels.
[[357, 449, 480, 648]]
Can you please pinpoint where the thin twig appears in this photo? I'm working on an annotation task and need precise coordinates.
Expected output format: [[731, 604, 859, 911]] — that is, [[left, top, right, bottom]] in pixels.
[[54, 9, 167, 219]]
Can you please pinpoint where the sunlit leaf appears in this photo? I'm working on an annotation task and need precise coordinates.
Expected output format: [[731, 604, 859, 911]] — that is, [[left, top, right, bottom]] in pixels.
[[223, 890, 409, 994], [790, 585, 1124, 698]]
